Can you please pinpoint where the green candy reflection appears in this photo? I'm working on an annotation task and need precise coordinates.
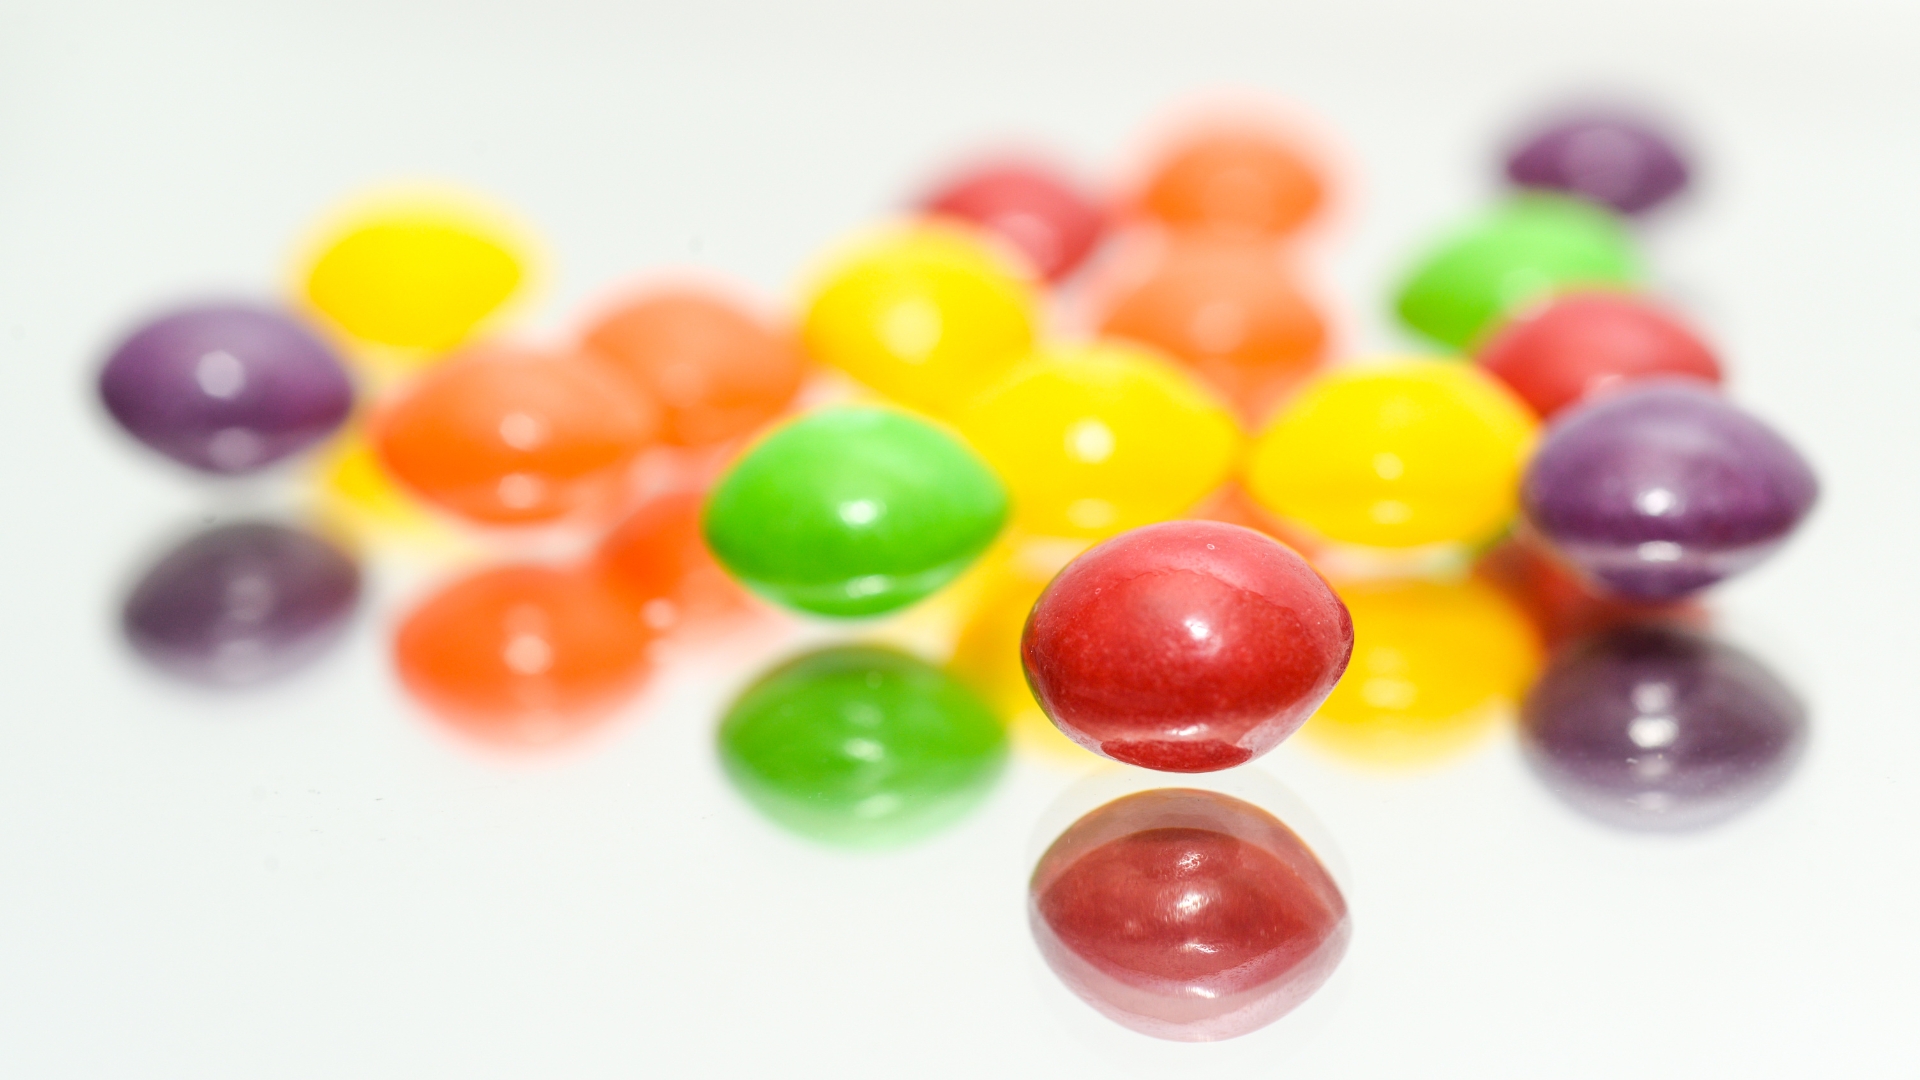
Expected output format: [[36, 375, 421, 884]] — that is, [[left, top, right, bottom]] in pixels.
[[719, 645, 1008, 847]]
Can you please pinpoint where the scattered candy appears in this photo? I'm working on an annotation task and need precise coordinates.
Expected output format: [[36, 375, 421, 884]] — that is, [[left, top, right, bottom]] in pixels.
[[1031, 788, 1349, 1041], [718, 645, 1007, 846], [1521, 624, 1806, 829], [98, 303, 354, 474], [1477, 291, 1721, 418], [1506, 112, 1691, 216], [1134, 120, 1326, 238], [1522, 380, 1818, 599], [948, 546, 1088, 761], [920, 158, 1106, 282], [593, 488, 758, 640], [1022, 521, 1352, 772], [581, 287, 806, 448], [1394, 193, 1640, 350], [702, 405, 1007, 617], [122, 521, 361, 685], [1245, 359, 1537, 549], [372, 345, 657, 525], [800, 222, 1038, 416]]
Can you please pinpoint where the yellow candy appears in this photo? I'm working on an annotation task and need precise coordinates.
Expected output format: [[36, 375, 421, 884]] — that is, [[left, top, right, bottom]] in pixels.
[[300, 188, 532, 357], [1303, 576, 1541, 767], [1246, 359, 1536, 548], [958, 340, 1241, 538], [801, 221, 1038, 416], [949, 541, 1091, 763]]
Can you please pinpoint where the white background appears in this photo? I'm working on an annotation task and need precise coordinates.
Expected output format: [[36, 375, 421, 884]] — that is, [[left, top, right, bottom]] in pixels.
[[2, 1, 1917, 1076]]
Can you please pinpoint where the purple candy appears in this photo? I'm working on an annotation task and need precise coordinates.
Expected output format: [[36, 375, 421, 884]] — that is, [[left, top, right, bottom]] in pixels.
[[122, 521, 362, 685], [1505, 113, 1690, 216], [1522, 380, 1817, 600], [1521, 624, 1806, 831], [98, 302, 354, 474]]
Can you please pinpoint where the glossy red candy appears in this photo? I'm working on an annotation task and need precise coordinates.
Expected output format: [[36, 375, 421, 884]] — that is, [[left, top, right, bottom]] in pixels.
[[920, 159, 1106, 282], [1477, 292, 1721, 418], [1022, 521, 1352, 772], [1031, 788, 1350, 1041]]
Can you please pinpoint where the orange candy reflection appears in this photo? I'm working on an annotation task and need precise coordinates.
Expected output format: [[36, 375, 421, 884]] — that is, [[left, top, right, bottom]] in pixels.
[[582, 288, 806, 448], [396, 564, 654, 746], [1136, 124, 1326, 238], [593, 489, 760, 642], [373, 345, 657, 526]]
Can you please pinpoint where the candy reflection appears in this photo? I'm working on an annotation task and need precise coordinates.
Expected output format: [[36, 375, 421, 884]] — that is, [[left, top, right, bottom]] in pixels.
[[1302, 576, 1539, 767], [122, 521, 361, 685], [1521, 624, 1807, 830], [1030, 788, 1349, 1042], [719, 645, 1007, 847]]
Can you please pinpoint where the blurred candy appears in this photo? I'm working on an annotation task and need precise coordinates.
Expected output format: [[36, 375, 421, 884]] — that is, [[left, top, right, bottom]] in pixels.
[[1521, 625, 1806, 830], [303, 194, 528, 353], [1023, 521, 1352, 772], [593, 488, 758, 640], [372, 345, 657, 526], [1096, 236, 1327, 423], [1031, 788, 1349, 1041], [718, 645, 1007, 846], [1522, 380, 1818, 599], [800, 222, 1038, 416], [98, 303, 353, 474], [1477, 537, 1704, 650], [313, 430, 463, 550], [948, 546, 1090, 761], [958, 341, 1240, 539], [1246, 360, 1537, 548], [1135, 122, 1326, 238], [1506, 113, 1691, 216], [1477, 292, 1721, 418], [582, 287, 806, 447], [1395, 194, 1640, 350], [703, 406, 1007, 617], [920, 159, 1106, 282], [1302, 577, 1540, 767], [122, 521, 360, 685], [395, 563, 652, 745]]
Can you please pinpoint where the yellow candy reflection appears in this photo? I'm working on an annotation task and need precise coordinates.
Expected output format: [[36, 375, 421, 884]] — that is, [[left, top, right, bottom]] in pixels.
[[959, 341, 1241, 539], [801, 222, 1038, 417], [1303, 576, 1541, 767], [1246, 359, 1535, 548]]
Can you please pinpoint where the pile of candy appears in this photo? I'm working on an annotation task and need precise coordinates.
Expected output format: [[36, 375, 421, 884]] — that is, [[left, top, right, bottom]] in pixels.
[[96, 100, 1816, 1042]]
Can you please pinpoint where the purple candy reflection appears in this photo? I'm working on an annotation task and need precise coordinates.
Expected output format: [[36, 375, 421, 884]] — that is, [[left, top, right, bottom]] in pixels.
[[1505, 113, 1690, 216]]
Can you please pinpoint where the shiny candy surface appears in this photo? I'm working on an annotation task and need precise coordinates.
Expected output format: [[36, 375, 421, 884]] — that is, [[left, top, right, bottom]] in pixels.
[[1477, 292, 1721, 418], [702, 406, 1008, 617], [593, 489, 758, 641], [718, 645, 1007, 846], [122, 521, 361, 685], [373, 345, 657, 525], [395, 563, 653, 745], [99, 303, 353, 474], [582, 288, 806, 447], [958, 341, 1240, 539], [921, 159, 1106, 282], [1135, 124, 1326, 238], [1521, 625, 1806, 830], [1022, 521, 1352, 772], [1246, 360, 1537, 548], [800, 223, 1038, 416], [1506, 113, 1691, 216], [1031, 788, 1349, 1041], [1395, 194, 1640, 350], [1522, 380, 1818, 599], [1096, 236, 1327, 423]]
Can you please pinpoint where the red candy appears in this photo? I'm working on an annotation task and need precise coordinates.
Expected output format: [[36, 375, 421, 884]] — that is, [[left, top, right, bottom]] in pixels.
[[1476, 291, 1721, 418], [1031, 788, 1350, 1041], [1022, 521, 1353, 772], [920, 159, 1106, 282]]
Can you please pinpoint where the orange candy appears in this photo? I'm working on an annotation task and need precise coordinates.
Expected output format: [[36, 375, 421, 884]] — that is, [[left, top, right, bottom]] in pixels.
[[1136, 123, 1326, 238], [582, 288, 806, 448], [395, 563, 654, 746], [373, 345, 657, 525], [1096, 236, 1328, 423], [593, 488, 760, 641]]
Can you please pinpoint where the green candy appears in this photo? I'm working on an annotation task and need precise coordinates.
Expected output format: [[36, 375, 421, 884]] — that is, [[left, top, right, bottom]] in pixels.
[[718, 646, 1008, 847], [1395, 193, 1641, 350], [703, 405, 1007, 618]]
